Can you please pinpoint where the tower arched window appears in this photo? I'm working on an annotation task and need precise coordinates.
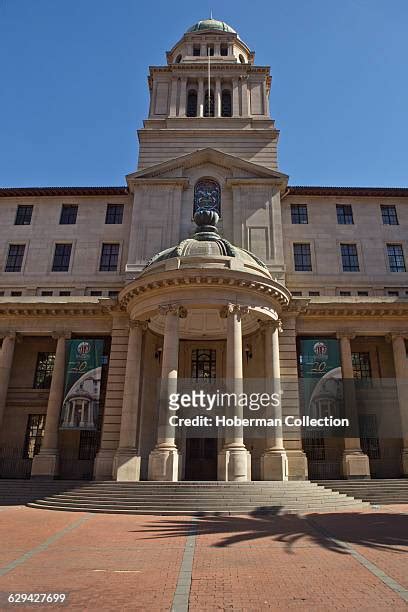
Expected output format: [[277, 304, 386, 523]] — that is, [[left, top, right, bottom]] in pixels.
[[239, 54, 245, 64], [175, 54, 182, 63], [194, 179, 221, 215], [221, 90, 232, 117], [204, 89, 215, 117], [186, 90, 197, 117]]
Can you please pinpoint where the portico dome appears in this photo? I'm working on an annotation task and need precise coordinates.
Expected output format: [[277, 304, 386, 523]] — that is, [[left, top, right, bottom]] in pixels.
[[142, 209, 271, 279]]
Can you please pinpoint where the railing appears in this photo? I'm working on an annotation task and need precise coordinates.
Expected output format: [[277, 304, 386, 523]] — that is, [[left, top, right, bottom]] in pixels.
[[0, 448, 32, 479]]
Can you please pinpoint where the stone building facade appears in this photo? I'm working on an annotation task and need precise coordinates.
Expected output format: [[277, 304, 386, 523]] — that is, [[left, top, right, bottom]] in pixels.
[[0, 18, 407, 482]]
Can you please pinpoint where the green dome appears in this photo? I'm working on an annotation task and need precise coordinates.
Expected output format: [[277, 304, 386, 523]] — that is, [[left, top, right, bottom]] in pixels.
[[186, 19, 236, 34]]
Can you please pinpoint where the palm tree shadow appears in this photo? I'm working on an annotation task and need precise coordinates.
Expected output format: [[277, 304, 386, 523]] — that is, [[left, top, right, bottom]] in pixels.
[[132, 509, 408, 555]]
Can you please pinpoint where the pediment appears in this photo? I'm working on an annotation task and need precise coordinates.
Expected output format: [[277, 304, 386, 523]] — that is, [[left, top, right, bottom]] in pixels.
[[126, 148, 288, 189]]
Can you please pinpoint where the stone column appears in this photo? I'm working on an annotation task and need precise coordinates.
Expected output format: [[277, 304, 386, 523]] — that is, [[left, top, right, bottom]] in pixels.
[[215, 78, 221, 117], [198, 79, 204, 117], [390, 334, 408, 475], [114, 320, 146, 481], [232, 78, 239, 117], [241, 76, 249, 116], [31, 332, 70, 478], [337, 333, 370, 479], [218, 304, 250, 481], [179, 77, 187, 117], [260, 320, 288, 480], [148, 304, 187, 481], [169, 77, 178, 118], [0, 332, 16, 429]]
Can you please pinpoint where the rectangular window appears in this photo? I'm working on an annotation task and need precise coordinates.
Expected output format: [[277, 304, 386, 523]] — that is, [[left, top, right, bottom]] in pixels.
[[293, 243, 312, 272], [60, 204, 78, 225], [193, 45, 200, 56], [381, 205, 398, 225], [220, 44, 228, 56], [309, 291, 320, 296], [41, 290, 53, 296], [59, 290, 71, 296], [23, 414, 45, 459], [11, 291, 22, 296], [90, 290, 102, 296], [387, 244, 406, 272], [340, 291, 351, 296], [108, 290, 119, 298], [358, 291, 369, 296], [341, 243, 359, 272], [388, 290, 399, 296], [352, 352, 372, 379], [15, 205, 33, 225], [52, 243, 72, 272], [336, 204, 354, 225], [5, 244, 25, 272], [105, 203, 124, 224], [33, 352, 55, 389], [291, 291, 302, 296], [99, 243, 119, 271], [291, 204, 308, 224]]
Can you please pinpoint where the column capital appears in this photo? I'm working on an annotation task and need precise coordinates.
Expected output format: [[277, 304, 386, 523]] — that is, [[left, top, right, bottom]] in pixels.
[[259, 318, 283, 333], [158, 304, 187, 319], [386, 332, 408, 343], [0, 330, 17, 340], [51, 331, 71, 340], [220, 303, 250, 319], [129, 320, 148, 331], [336, 332, 356, 341]]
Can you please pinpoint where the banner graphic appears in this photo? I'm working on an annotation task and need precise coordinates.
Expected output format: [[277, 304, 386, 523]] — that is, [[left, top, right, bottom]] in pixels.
[[60, 339, 104, 430]]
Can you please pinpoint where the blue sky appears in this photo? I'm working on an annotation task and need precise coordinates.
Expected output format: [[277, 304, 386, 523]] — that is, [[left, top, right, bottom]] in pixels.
[[0, 0, 407, 187]]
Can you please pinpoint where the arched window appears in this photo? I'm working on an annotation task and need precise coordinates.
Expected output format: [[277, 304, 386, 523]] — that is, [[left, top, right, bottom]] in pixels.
[[175, 54, 182, 63], [204, 89, 214, 117], [186, 90, 197, 117], [220, 44, 228, 56], [239, 54, 245, 64], [221, 90, 232, 117], [194, 179, 221, 215], [207, 44, 214, 56]]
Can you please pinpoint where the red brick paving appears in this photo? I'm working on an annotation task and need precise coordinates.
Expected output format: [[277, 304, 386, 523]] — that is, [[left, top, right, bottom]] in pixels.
[[0, 505, 407, 611]]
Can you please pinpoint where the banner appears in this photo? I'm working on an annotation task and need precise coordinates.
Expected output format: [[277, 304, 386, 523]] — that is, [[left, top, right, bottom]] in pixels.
[[60, 339, 104, 430], [299, 339, 343, 426]]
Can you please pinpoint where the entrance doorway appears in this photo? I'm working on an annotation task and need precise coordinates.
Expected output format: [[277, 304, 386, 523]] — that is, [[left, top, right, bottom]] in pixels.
[[185, 438, 218, 480], [180, 341, 224, 480]]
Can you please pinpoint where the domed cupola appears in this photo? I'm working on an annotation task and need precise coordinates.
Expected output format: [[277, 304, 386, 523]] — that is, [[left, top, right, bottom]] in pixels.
[[186, 18, 237, 34], [141, 208, 271, 278]]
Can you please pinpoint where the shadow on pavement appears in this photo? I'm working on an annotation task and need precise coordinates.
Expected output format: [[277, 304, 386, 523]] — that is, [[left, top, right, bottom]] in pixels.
[[136, 510, 408, 554]]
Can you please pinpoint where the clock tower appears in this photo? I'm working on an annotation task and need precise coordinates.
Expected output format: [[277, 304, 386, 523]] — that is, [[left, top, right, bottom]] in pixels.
[[125, 18, 288, 280]]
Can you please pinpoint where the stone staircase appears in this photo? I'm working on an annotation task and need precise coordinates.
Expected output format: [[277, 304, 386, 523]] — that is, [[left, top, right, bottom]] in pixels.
[[315, 479, 408, 505], [0, 480, 372, 515]]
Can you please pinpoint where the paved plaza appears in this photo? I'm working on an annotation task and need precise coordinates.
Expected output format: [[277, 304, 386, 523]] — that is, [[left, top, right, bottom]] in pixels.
[[0, 505, 407, 611]]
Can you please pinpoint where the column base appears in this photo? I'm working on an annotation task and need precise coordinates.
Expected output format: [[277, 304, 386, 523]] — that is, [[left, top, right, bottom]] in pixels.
[[402, 449, 408, 476], [286, 450, 308, 480], [114, 449, 141, 482], [31, 450, 59, 479], [148, 446, 179, 481], [93, 449, 115, 480], [260, 450, 288, 481], [217, 445, 250, 481], [342, 451, 371, 479]]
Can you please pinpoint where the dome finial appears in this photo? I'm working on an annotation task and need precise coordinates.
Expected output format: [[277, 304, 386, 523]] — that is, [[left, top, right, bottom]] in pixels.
[[193, 208, 220, 240]]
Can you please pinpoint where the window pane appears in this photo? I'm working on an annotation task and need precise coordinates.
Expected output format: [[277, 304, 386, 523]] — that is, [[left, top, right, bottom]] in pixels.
[[105, 204, 124, 224], [336, 204, 354, 225], [293, 243, 312, 271], [23, 414, 46, 459], [341, 244, 359, 271], [221, 90, 232, 117], [99, 243, 119, 271], [52, 243, 72, 272], [15, 205, 33, 225], [381, 205, 398, 225], [33, 352, 55, 389], [186, 90, 197, 117], [291, 205, 308, 224], [5, 244, 25, 272], [60, 205, 78, 225], [387, 244, 406, 272]]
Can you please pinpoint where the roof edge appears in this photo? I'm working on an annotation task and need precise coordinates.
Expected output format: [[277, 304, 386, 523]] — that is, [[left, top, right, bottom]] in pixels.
[[0, 186, 129, 197]]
